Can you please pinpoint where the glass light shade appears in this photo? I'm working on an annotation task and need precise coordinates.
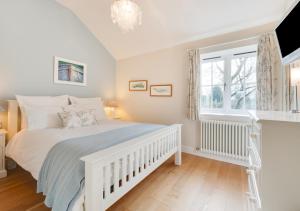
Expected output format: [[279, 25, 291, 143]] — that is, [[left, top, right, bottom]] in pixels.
[[111, 0, 142, 32], [291, 67, 300, 86]]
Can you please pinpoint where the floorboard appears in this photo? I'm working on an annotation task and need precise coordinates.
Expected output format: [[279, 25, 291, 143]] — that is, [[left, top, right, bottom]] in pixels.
[[0, 153, 247, 211]]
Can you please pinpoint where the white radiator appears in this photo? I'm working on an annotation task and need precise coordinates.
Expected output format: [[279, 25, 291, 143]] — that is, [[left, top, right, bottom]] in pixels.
[[200, 120, 249, 165]]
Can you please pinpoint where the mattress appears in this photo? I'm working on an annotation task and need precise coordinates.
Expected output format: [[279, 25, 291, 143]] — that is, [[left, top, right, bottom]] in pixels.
[[6, 119, 136, 211]]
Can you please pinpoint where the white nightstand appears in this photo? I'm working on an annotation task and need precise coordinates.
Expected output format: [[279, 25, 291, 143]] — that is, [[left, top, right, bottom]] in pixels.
[[0, 129, 7, 178]]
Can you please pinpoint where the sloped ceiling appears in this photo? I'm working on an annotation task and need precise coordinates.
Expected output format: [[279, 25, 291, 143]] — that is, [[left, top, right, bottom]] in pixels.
[[56, 0, 292, 60]]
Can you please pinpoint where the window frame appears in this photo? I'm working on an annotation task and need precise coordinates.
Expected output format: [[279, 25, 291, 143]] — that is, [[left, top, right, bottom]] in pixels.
[[199, 45, 258, 115]]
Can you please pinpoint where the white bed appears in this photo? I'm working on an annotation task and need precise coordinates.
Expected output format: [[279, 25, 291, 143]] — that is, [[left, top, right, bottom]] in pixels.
[[6, 120, 136, 211], [5, 100, 182, 211]]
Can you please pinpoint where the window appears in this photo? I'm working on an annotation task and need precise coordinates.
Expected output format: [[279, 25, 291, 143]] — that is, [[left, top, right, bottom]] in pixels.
[[200, 45, 257, 114]]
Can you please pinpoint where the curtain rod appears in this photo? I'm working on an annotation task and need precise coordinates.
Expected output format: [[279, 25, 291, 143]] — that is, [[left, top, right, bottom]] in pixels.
[[187, 35, 260, 51]]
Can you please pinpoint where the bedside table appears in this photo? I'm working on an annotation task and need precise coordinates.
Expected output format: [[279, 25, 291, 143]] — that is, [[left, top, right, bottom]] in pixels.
[[0, 129, 7, 178]]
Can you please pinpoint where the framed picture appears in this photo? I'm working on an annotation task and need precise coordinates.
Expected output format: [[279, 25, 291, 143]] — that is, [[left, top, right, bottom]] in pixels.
[[129, 80, 148, 91], [54, 56, 87, 86], [150, 84, 173, 97]]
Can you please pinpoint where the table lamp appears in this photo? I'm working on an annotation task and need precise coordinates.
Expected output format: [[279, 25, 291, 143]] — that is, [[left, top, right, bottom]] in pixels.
[[291, 67, 300, 113], [0, 104, 6, 129], [105, 100, 119, 119]]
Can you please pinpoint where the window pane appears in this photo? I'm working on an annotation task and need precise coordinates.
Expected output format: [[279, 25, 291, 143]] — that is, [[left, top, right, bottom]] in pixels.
[[200, 86, 212, 108], [212, 61, 224, 85], [231, 84, 245, 109], [200, 46, 257, 113], [231, 58, 245, 85], [201, 60, 225, 86], [212, 86, 224, 108], [201, 63, 211, 86], [245, 83, 256, 109], [245, 57, 257, 84], [231, 55, 256, 110]]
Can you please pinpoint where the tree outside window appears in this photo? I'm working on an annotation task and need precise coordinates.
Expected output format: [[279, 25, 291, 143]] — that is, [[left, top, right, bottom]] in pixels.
[[200, 45, 257, 114]]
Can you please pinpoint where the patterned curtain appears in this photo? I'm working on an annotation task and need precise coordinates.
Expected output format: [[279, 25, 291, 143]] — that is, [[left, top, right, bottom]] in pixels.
[[187, 49, 201, 120], [256, 32, 282, 111]]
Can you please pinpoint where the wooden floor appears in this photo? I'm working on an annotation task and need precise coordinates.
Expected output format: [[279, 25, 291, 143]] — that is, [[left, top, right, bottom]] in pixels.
[[0, 153, 247, 211]]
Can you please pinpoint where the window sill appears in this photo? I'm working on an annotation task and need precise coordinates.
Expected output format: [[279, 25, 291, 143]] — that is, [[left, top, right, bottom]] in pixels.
[[199, 112, 250, 122]]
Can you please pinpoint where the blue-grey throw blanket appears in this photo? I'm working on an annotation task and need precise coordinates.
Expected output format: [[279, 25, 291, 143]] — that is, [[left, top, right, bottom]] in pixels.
[[37, 124, 164, 211]]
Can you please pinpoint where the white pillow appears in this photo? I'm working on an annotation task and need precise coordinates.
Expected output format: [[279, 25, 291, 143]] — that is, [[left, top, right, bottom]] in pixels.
[[68, 96, 107, 121], [16, 95, 69, 107], [58, 106, 98, 128], [23, 106, 63, 130], [16, 95, 69, 129], [69, 96, 102, 105]]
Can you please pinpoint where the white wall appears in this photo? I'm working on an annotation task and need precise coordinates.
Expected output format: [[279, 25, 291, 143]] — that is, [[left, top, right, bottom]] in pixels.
[[116, 23, 276, 149], [0, 0, 116, 100], [0, 0, 116, 130]]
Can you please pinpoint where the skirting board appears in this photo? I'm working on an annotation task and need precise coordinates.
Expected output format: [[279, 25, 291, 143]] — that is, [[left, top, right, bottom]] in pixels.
[[181, 145, 248, 167]]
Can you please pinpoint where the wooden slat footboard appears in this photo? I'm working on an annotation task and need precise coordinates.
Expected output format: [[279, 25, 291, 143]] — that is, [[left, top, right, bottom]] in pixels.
[[81, 124, 182, 211]]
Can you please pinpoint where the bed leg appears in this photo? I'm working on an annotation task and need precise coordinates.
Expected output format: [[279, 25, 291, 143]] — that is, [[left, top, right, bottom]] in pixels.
[[85, 162, 104, 211], [175, 149, 181, 166], [175, 126, 182, 166]]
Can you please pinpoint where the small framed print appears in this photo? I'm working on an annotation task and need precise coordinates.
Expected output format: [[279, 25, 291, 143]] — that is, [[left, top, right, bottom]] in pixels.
[[150, 84, 173, 97], [54, 57, 87, 86], [129, 80, 148, 91]]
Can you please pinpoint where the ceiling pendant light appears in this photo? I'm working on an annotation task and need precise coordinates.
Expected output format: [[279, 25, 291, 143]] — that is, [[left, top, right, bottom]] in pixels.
[[111, 0, 142, 32]]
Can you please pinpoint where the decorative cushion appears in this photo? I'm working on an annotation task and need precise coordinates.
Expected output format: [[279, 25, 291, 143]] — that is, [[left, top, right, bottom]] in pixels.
[[58, 106, 98, 128], [58, 111, 82, 129], [68, 96, 107, 122]]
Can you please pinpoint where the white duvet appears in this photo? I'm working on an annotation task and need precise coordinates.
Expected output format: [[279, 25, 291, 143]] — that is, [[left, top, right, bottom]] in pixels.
[[6, 120, 135, 211]]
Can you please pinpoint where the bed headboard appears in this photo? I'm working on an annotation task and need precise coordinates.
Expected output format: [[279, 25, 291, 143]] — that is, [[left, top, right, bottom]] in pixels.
[[7, 100, 21, 140]]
